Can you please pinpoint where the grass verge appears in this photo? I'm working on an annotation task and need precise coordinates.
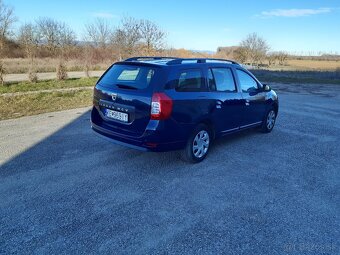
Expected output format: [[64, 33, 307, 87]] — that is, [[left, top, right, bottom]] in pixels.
[[0, 77, 98, 94], [0, 90, 93, 120], [1, 73, 340, 121], [256, 76, 340, 85]]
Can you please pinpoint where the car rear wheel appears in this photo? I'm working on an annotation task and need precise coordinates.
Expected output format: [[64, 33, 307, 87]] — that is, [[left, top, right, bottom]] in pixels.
[[261, 109, 276, 133], [182, 124, 211, 163]]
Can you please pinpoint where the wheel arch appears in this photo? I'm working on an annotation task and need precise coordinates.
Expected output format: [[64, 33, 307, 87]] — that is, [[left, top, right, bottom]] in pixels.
[[272, 101, 279, 115], [198, 118, 216, 140]]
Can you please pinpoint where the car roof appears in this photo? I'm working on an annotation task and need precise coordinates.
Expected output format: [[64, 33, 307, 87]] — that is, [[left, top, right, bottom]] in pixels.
[[119, 57, 241, 68]]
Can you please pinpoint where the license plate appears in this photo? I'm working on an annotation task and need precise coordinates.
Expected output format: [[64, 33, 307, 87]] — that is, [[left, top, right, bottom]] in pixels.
[[104, 109, 128, 122]]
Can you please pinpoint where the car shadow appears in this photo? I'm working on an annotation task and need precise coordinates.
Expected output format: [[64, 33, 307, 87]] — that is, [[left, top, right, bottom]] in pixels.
[[0, 110, 183, 178], [1, 110, 264, 178]]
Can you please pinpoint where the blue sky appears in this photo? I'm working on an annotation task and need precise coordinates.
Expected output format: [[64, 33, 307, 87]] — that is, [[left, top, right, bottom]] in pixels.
[[9, 0, 340, 53]]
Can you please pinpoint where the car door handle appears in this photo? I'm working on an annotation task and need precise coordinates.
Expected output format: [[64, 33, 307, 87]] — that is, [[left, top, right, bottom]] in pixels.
[[216, 100, 222, 108], [245, 99, 250, 106]]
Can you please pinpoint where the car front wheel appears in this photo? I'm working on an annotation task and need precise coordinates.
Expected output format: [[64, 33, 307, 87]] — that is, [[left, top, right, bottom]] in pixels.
[[261, 109, 276, 133]]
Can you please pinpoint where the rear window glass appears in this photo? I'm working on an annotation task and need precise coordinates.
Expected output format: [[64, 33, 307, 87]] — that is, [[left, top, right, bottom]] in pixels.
[[99, 64, 156, 90], [209, 68, 236, 92], [176, 69, 205, 92]]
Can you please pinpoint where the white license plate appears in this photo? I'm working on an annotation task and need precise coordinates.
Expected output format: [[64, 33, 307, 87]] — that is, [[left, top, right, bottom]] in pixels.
[[104, 109, 128, 122]]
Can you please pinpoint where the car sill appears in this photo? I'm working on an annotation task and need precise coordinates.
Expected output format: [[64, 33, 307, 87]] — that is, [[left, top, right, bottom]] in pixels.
[[240, 121, 262, 129]]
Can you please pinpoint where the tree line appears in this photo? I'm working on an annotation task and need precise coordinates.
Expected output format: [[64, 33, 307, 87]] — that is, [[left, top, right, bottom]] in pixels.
[[0, 0, 167, 83], [216, 33, 289, 67], [0, 0, 290, 84]]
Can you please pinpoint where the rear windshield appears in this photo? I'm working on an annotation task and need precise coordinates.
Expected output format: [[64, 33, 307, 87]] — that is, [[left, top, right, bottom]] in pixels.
[[99, 64, 156, 90]]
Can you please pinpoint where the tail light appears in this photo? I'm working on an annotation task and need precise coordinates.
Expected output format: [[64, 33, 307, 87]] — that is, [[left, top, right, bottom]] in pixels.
[[151, 92, 173, 120]]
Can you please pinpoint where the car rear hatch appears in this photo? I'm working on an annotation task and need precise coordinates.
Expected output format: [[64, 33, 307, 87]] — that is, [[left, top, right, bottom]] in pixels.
[[93, 62, 163, 137]]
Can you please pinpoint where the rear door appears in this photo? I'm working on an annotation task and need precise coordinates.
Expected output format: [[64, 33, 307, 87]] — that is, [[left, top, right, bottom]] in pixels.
[[94, 63, 162, 136], [207, 67, 243, 133], [166, 67, 210, 124], [234, 68, 266, 127]]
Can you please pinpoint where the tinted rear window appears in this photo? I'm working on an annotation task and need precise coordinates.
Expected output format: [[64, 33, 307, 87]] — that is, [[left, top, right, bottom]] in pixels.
[[176, 69, 206, 92], [99, 64, 156, 90], [209, 68, 236, 92]]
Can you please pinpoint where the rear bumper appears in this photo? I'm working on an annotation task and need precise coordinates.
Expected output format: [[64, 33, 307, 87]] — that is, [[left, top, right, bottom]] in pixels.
[[91, 108, 186, 152]]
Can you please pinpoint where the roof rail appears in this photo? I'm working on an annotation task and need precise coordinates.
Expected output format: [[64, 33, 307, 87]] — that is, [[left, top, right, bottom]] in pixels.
[[124, 56, 178, 61], [166, 58, 240, 65]]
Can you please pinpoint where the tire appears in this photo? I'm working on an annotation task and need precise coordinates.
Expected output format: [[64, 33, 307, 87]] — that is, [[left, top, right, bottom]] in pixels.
[[261, 108, 277, 133], [182, 124, 211, 163]]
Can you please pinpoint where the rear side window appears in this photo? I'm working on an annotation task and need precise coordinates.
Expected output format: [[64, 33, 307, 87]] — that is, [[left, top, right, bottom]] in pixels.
[[236, 69, 259, 93], [209, 68, 236, 92], [176, 69, 205, 92], [99, 64, 156, 90]]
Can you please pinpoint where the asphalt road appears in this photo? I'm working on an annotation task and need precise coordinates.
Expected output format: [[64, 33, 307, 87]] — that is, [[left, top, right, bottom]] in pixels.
[[1, 83, 340, 254]]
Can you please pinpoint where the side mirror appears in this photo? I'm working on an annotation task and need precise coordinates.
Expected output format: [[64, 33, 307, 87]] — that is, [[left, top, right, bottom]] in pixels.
[[263, 84, 271, 92]]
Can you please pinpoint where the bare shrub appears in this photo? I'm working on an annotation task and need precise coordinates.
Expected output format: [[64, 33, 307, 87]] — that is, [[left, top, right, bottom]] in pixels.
[[267, 53, 277, 66], [28, 68, 38, 82], [84, 63, 90, 78], [0, 60, 5, 85], [277, 51, 289, 65], [56, 61, 68, 80]]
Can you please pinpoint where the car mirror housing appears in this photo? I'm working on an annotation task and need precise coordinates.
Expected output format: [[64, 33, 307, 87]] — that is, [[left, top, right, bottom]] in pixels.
[[263, 84, 271, 92]]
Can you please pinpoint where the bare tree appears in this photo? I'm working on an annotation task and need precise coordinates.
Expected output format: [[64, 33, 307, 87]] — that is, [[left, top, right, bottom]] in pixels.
[[111, 17, 141, 58], [84, 18, 112, 49], [58, 23, 76, 59], [111, 29, 127, 60], [37, 17, 76, 57], [0, 0, 16, 47], [233, 47, 248, 63], [36, 17, 75, 80], [139, 19, 165, 54], [121, 17, 141, 53], [36, 17, 61, 56], [239, 33, 270, 66], [0, 0, 16, 85], [267, 52, 277, 66], [277, 51, 289, 65], [18, 23, 40, 82]]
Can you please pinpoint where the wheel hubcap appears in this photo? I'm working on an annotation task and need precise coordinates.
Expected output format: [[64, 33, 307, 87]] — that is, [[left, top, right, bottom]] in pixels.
[[193, 130, 210, 158], [266, 110, 276, 130]]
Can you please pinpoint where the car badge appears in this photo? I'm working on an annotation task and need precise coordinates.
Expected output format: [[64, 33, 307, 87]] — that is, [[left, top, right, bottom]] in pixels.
[[111, 93, 117, 101]]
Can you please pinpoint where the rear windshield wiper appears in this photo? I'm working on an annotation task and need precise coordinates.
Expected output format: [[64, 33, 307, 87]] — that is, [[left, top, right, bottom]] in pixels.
[[116, 84, 138, 90]]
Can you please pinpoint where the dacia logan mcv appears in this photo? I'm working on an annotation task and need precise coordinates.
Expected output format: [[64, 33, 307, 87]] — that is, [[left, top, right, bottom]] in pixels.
[[91, 57, 278, 163]]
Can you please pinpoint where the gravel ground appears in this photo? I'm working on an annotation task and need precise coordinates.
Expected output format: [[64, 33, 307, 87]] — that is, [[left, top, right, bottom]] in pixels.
[[0, 83, 339, 254]]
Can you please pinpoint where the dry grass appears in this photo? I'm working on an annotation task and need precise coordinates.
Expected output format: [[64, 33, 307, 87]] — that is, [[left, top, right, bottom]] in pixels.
[[4, 57, 340, 74], [0, 90, 93, 120], [284, 59, 340, 71], [3, 58, 111, 74], [0, 77, 98, 94]]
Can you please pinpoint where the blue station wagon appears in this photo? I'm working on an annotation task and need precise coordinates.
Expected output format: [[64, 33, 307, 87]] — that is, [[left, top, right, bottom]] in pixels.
[[91, 57, 278, 163]]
